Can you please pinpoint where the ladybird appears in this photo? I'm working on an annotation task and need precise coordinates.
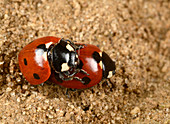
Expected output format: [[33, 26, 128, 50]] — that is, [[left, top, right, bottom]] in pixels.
[[18, 36, 83, 85], [18, 36, 116, 89], [49, 44, 116, 89]]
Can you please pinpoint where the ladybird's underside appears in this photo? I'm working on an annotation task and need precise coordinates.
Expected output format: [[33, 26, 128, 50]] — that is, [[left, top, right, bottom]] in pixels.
[[50, 39, 79, 73]]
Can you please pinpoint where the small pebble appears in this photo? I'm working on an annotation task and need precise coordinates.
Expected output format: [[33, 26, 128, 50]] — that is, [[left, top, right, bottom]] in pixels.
[[6, 87, 12, 92], [130, 107, 140, 116]]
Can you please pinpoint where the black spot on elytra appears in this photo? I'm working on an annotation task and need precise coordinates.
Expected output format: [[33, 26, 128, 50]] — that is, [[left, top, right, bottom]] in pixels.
[[54, 73, 63, 83], [24, 58, 27, 65], [92, 51, 101, 63], [33, 73, 40, 79], [37, 44, 47, 51], [82, 77, 91, 85], [77, 60, 83, 69]]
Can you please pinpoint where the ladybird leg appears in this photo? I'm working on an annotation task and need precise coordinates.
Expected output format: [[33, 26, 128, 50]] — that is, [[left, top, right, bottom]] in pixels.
[[61, 77, 74, 81], [63, 71, 75, 77], [59, 72, 85, 84], [74, 44, 84, 50], [80, 69, 89, 75], [59, 73, 74, 81], [58, 73, 64, 79], [65, 88, 77, 98], [69, 88, 77, 91], [73, 77, 85, 84], [65, 89, 70, 98], [63, 71, 70, 76], [59, 73, 85, 83], [63, 69, 89, 77], [59, 73, 69, 80], [66, 72, 77, 77]]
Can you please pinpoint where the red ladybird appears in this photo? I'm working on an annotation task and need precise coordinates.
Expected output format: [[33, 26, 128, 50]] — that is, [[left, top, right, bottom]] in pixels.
[[49, 44, 116, 89], [18, 36, 83, 85], [18, 36, 116, 89]]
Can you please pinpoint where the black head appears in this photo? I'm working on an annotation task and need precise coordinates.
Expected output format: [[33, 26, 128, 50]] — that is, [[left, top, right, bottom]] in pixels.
[[49, 39, 79, 73], [102, 52, 116, 78]]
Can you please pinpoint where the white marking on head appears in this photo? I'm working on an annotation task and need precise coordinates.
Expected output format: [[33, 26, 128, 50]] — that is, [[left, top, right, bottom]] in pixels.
[[61, 63, 70, 72], [107, 71, 113, 78], [66, 44, 74, 51], [99, 52, 102, 57], [99, 61, 103, 69], [45, 42, 53, 48], [76, 54, 78, 58]]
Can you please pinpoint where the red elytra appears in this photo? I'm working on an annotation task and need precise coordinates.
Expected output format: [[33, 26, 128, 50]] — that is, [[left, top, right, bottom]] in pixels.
[[49, 44, 103, 89], [18, 36, 61, 85]]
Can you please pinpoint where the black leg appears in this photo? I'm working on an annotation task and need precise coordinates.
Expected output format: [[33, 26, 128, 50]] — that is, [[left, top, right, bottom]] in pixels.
[[63, 71, 77, 77], [69, 88, 77, 91], [59, 73, 74, 81], [59, 73, 86, 84], [63, 71, 70, 76], [73, 76, 85, 84], [59, 72, 84, 84], [65, 88, 77, 98], [63, 68, 89, 77], [80, 69, 89, 75], [65, 88, 70, 98]]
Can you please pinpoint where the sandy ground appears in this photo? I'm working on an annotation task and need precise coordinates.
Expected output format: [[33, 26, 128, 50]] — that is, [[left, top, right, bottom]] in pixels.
[[0, 0, 169, 123]]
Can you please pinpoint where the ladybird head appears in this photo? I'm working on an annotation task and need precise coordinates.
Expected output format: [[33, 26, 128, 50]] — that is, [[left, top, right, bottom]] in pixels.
[[101, 52, 116, 79], [90, 49, 116, 79], [49, 39, 79, 73]]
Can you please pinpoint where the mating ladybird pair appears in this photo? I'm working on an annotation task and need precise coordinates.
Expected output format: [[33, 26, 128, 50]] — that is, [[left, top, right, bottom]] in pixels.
[[18, 36, 116, 89]]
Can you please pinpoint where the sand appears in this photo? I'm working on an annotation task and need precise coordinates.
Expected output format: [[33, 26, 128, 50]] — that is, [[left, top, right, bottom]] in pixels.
[[0, 0, 169, 123]]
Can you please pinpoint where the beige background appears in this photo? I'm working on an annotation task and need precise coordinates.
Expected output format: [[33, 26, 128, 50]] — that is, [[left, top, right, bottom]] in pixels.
[[0, 0, 169, 123]]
